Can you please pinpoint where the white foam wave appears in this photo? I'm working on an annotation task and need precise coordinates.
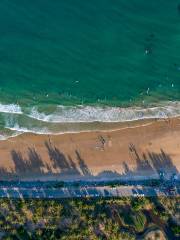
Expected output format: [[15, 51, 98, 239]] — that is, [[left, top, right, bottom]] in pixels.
[[1, 101, 180, 140], [1, 101, 180, 123], [28, 102, 180, 123], [0, 132, 23, 141], [0, 103, 22, 114], [0, 134, 8, 140], [5, 123, 50, 135]]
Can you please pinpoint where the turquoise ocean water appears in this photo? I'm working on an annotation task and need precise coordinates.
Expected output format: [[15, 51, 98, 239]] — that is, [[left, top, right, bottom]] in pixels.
[[0, 0, 180, 138]]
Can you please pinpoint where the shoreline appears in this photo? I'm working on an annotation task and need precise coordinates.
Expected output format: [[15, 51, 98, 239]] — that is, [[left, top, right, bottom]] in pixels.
[[0, 117, 179, 181], [1, 101, 180, 138], [3, 117, 172, 141]]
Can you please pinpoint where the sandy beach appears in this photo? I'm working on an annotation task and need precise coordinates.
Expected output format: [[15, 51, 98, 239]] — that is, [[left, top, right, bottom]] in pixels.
[[0, 117, 179, 181]]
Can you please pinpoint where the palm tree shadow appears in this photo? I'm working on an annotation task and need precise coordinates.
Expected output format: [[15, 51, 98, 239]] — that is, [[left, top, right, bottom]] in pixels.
[[11, 148, 45, 175], [75, 150, 92, 176], [127, 143, 178, 178], [44, 140, 81, 175], [45, 140, 70, 171], [0, 141, 177, 182]]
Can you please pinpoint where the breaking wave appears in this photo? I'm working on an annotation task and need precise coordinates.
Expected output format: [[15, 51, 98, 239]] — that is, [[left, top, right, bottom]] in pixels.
[[0, 103, 22, 114], [28, 102, 180, 123], [1, 101, 180, 140]]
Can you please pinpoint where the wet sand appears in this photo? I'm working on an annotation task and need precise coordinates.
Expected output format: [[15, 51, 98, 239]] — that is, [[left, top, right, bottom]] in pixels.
[[0, 117, 180, 181]]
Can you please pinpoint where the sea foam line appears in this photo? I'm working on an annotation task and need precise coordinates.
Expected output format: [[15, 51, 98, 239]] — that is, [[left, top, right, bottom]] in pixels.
[[4, 120, 155, 137], [1, 101, 180, 141], [27, 102, 180, 123], [0, 103, 22, 114], [0, 101, 180, 123]]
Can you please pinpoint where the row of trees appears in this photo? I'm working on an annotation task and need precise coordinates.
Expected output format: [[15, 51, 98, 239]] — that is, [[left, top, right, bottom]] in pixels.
[[0, 196, 179, 239]]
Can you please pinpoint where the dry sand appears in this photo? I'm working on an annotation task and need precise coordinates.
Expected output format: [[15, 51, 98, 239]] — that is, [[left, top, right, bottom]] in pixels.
[[0, 117, 179, 181]]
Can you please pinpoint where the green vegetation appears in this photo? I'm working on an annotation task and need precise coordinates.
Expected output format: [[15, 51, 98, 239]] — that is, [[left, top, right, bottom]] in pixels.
[[171, 225, 180, 235], [131, 212, 146, 232], [131, 197, 149, 211], [0, 197, 178, 239]]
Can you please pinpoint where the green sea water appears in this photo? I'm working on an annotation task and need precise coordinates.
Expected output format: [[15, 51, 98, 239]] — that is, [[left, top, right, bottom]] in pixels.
[[0, 0, 180, 136]]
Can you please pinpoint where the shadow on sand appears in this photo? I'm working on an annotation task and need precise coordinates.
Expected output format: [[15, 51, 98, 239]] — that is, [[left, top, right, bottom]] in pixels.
[[0, 141, 178, 181]]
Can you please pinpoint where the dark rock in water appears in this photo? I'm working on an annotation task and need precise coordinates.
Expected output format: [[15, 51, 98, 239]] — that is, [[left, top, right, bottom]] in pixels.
[[177, 4, 180, 14], [145, 33, 155, 42]]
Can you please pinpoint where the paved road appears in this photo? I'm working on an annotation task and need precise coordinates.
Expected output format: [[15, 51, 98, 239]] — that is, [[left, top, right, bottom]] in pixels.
[[0, 185, 179, 199]]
